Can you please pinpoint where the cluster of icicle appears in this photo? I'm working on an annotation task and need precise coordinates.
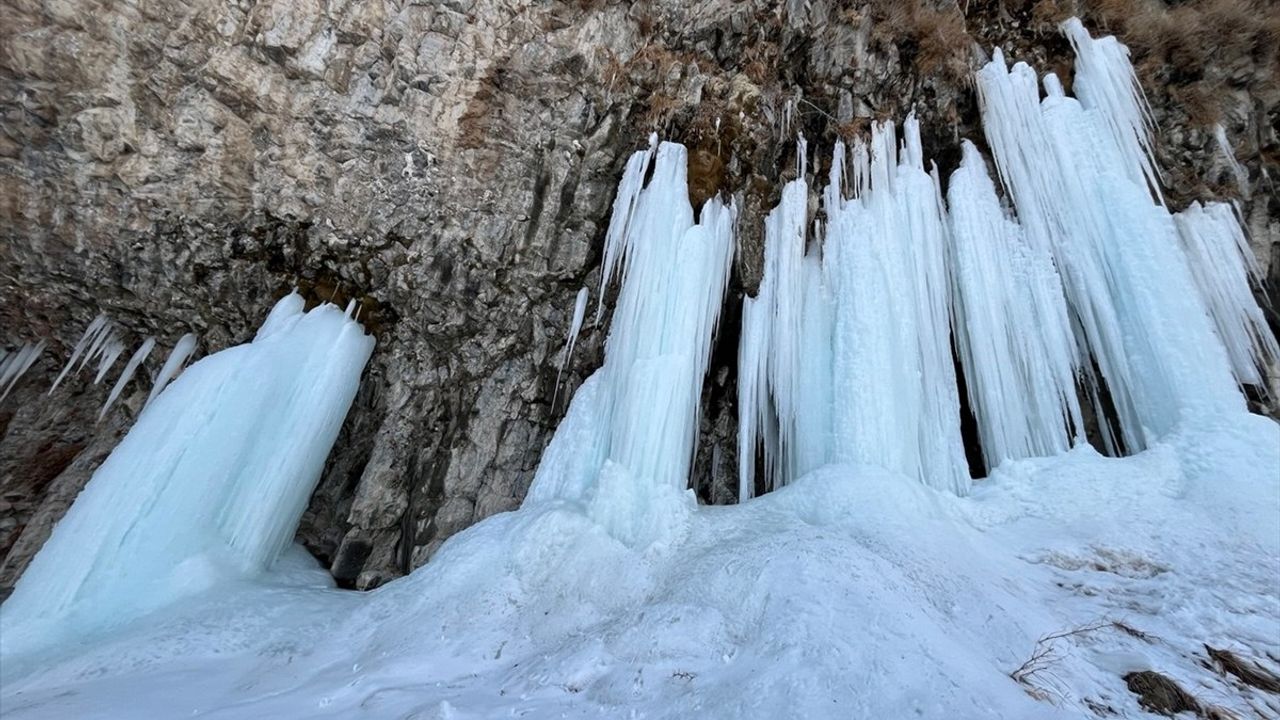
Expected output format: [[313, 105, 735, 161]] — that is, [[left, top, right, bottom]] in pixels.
[[738, 18, 1276, 498], [2, 313, 202, 421], [0, 294, 374, 657], [526, 136, 736, 546]]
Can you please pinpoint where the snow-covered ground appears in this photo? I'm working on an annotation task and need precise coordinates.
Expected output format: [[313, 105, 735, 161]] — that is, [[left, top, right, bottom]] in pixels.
[[3, 411, 1275, 719]]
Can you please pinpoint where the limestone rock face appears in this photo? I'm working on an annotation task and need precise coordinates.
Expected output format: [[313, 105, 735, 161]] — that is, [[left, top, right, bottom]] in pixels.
[[2, 0, 1276, 592]]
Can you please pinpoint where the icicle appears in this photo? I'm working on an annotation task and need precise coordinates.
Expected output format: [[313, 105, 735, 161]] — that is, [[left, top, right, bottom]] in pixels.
[[979, 20, 1244, 451], [947, 141, 1084, 470], [49, 315, 108, 394], [596, 135, 658, 324], [1212, 124, 1251, 201], [0, 342, 46, 404], [553, 288, 590, 405], [255, 292, 306, 341], [79, 322, 117, 375], [99, 338, 156, 421], [528, 141, 735, 546], [1061, 16, 1163, 203], [93, 336, 125, 384], [742, 119, 969, 496], [145, 333, 199, 409], [1174, 202, 1278, 388], [737, 167, 806, 494], [821, 118, 970, 493], [1, 298, 374, 655]]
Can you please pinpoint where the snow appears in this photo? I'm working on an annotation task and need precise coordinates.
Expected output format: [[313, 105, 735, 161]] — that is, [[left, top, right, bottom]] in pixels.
[[2, 415, 1275, 719], [1, 295, 374, 662]]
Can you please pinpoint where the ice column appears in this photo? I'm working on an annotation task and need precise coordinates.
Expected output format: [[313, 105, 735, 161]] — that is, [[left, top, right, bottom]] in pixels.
[[528, 140, 735, 543], [822, 117, 969, 494], [738, 139, 825, 497], [947, 141, 1085, 471], [977, 34, 1242, 451], [1173, 202, 1279, 388], [1, 295, 374, 656]]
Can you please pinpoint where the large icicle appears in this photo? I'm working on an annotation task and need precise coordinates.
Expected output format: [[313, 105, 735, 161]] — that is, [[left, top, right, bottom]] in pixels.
[[947, 141, 1084, 471], [737, 139, 818, 496], [1174, 201, 1279, 388], [528, 141, 735, 545], [821, 118, 970, 495], [145, 333, 199, 409], [1062, 17, 1162, 203], [977, 23, 1244, 451], [99, 338, 155, 421], [740, 120, 971, 496], [49, 315, 108, 394], [555, 287, 590, 396], [1, 295, 373, 656]]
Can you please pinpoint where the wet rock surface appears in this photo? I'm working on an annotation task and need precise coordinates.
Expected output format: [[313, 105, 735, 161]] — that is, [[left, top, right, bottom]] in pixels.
[[2, 0, 1276, 592]]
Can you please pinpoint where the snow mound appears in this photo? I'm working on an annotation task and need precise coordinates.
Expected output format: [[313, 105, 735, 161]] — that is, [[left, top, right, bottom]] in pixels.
[[2, 416, 1275, 719]]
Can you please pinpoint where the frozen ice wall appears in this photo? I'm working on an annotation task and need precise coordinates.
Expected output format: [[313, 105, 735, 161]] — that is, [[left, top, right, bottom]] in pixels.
[[1, 295, 374, 656], [527, 138, 735, 545], [739, 121, 970, 497], [823, 117, 969, 495], [738, 139, 826, 497], [947, 141, 1084, 472], [1174, 201, 1279, 389], [977, 33, 1243, 452], [738, 19, 1266, 490]]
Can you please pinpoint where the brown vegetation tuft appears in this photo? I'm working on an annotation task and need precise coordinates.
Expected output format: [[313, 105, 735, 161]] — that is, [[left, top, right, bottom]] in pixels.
[[1078, 0, 1280, 127], [871, 0, 976, 84]]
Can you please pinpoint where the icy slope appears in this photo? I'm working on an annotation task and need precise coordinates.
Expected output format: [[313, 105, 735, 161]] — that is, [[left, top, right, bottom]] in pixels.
[[1, 414, 1276, 719]]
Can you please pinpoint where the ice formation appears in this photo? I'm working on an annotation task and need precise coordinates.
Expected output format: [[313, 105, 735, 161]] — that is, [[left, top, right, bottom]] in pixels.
[[1, 295, 374, 656], [145, 332, 198, 409], [48, 314, 108, 394], [1174, 202, 1278, 388], [977, 44, 1242, 454], [98, 337, 154, 421], [1213, 124, 1251, 201], [528, 140, 735, 545], [737, 139, 820, 496], [555, 287, 590, 396], [947, 141, 1084, 471], [739, 120, 970, 496], [0, 342, 45, 403], [736, 18, 1268, 487], [3, 18, 1278, 718]]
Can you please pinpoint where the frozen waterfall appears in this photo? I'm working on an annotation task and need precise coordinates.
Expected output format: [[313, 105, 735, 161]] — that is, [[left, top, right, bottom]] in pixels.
[[0, 295, 374, 657], [526, 138, 735, 546]]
